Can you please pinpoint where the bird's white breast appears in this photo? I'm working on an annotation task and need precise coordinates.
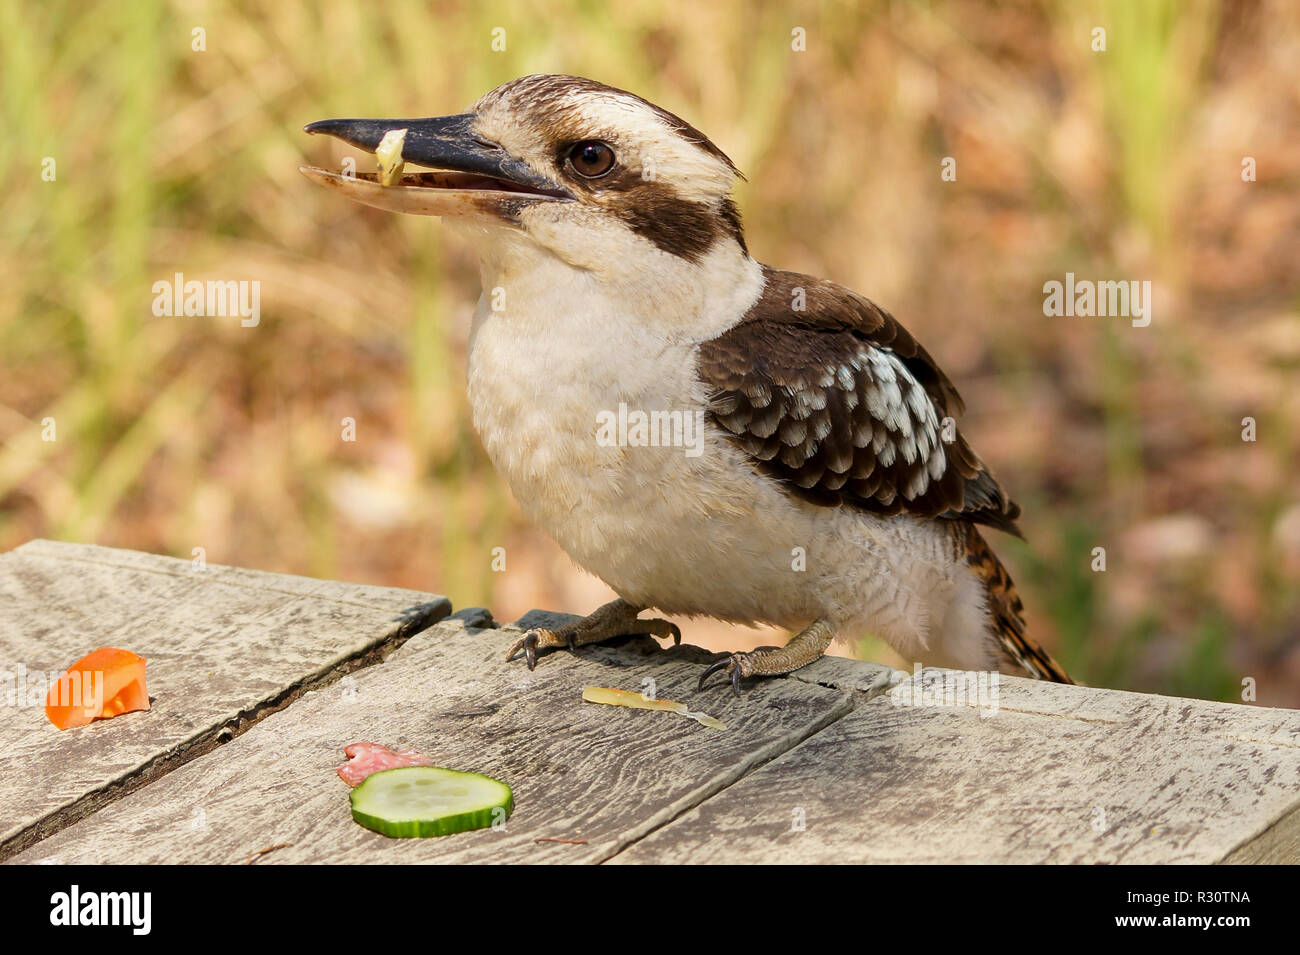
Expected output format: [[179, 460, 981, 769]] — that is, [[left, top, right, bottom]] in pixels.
[[461, 237, 994, 669]]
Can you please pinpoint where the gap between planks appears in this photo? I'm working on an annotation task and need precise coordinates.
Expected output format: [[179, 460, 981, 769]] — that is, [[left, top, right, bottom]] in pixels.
[[592, 662, 898, 863], [0, 601, 449, 862]]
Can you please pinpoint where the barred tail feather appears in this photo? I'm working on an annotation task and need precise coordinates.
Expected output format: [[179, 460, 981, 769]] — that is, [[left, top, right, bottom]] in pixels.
[[963, 524, 1075, 684]]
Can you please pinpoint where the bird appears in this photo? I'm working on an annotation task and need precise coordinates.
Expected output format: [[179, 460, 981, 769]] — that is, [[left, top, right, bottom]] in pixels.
[[301, 74, 1074, 693]]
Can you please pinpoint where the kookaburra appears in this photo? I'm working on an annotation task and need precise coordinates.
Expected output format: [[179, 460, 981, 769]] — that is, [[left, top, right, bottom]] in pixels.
[[302, 74, 1073, 693]]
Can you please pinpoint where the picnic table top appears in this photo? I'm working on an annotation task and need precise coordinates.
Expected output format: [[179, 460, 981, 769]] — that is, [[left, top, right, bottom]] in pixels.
[[2, 538, 1298, 864]]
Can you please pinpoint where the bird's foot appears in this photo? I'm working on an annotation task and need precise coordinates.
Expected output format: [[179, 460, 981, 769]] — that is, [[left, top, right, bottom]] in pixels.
[[696, 650, 762, 695], [697, 619, 837, 695], [504, 598, 681, 670]]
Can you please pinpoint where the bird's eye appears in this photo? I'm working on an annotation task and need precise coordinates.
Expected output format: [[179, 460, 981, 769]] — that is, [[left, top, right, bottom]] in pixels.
[[567, 141, 616, 178]]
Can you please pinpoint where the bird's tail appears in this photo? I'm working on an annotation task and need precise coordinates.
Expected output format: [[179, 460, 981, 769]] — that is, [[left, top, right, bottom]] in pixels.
[[962, 523, 1075, 684]]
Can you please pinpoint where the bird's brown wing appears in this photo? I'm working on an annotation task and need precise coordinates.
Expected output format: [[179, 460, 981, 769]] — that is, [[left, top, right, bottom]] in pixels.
[[698, 265, 1022, 535]]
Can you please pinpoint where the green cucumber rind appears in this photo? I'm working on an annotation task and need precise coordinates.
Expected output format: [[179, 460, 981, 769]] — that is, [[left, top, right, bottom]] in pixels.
[[349, 766, 513, 838]]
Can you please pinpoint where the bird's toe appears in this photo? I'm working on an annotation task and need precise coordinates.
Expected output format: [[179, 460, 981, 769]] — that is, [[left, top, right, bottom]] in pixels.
[[697, 652, 753, 695], [504, 628, 552, 669]]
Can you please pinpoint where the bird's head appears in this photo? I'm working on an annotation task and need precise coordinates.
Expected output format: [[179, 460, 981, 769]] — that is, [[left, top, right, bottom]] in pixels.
[[301, 75, 747, 275]]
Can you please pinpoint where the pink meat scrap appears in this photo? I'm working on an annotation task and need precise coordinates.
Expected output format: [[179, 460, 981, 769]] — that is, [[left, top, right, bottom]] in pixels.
[[337, 741, 435, 786]]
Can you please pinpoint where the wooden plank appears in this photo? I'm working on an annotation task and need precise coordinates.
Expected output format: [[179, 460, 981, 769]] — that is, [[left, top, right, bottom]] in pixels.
[[1223, 802, 1300, 863], [0, 539, 450, 857], [8, 612, 854, 864], [610, 667, 1300, 864]]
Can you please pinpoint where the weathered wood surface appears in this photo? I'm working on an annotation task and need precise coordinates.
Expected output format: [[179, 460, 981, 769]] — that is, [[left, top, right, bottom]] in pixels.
[[10, 612, 854, 864], [613, 667, 1300, 864], [0, 539, 449, 858], [1224, 802, 1300, 864], [3, 540, 1299, 864]]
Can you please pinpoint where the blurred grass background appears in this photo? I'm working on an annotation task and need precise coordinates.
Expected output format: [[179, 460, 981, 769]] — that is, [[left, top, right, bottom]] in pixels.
[[2, 0, 1298, 703]]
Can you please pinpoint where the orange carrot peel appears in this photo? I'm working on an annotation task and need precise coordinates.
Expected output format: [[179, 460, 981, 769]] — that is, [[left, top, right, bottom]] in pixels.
[[45, 647, 150, 730]]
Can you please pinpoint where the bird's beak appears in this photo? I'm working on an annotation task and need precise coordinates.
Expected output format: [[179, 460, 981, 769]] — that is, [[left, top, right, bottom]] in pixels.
[[299, 112, 572, 219]]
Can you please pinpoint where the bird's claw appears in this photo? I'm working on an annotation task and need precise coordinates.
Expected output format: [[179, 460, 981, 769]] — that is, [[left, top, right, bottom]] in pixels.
[[698, 652, 753, 695], [504, 626, 582, 670], [505, 629, 548, 670]]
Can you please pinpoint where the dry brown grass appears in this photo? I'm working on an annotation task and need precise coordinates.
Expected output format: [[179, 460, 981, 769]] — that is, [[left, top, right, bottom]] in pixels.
[[2, 0, 1298, 702]]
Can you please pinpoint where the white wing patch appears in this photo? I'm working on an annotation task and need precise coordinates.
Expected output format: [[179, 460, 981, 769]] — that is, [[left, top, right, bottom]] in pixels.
[[861, 346, 946, 495]]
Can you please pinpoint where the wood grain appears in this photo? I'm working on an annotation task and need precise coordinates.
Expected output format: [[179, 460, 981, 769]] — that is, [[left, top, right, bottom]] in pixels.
[[0, 539, 449, 857], [611, 668, 1300, 863], [6, 540, 1298, 864], [8, 612, 853, 864]]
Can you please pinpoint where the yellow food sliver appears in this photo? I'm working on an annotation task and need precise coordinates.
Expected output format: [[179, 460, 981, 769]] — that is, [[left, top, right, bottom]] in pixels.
[[687, 712, 728, 731], [582, 686, 726, 730], [583, 686, 674, 711], [375, 128, 408, 187]]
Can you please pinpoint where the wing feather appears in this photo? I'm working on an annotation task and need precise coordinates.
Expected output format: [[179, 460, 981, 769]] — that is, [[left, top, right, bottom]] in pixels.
[[699, 266, 1022, 535]]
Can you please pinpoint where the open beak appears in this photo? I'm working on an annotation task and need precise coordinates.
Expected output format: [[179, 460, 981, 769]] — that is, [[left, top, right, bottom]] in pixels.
[[299, 113, 572, 219]]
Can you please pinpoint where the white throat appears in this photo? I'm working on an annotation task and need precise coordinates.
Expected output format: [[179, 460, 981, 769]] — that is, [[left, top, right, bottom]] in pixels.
[[452, 220, 760, 345], [457, 225, 763, 604]]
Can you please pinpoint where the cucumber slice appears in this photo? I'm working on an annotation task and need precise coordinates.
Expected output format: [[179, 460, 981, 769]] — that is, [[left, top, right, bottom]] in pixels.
[[350, 766, 513, 838]]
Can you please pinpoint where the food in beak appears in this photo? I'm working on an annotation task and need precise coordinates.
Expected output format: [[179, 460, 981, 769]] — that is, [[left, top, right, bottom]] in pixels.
[[374, 128, 408, 187], [301, 113, 574, 218]]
